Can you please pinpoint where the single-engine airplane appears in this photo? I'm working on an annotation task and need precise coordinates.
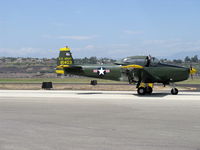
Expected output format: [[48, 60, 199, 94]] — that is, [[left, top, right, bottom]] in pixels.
[[56, 46, 197, 95]]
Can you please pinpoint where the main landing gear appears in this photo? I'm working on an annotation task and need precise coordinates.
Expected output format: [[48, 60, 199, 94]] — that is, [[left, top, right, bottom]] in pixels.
[[137, 83, 153, 95], [137, 87, 146, 95], [137, 86, 153, 95]]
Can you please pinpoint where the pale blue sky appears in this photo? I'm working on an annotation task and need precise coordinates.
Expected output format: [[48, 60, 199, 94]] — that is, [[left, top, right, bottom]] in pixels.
[[1, 0, 200, 58]]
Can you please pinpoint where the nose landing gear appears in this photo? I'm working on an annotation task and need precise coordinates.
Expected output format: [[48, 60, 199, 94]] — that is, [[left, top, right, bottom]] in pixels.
[[170, 82, 179, 95], [171, 88, 178, 95]]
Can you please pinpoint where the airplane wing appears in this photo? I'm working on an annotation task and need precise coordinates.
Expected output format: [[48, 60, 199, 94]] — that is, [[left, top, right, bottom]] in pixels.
[[121, 64, 158, 83]]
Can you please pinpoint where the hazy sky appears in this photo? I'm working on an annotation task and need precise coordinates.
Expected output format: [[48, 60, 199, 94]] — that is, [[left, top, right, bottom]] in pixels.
[[1, 0, 200, 58]]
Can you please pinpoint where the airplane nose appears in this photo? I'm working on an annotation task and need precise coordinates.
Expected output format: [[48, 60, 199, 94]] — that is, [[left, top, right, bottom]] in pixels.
[[189, 67, 197, 74]]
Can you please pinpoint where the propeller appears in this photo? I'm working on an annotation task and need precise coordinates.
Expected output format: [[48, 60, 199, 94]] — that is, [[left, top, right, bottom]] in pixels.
[[189, 64, 197, 79]]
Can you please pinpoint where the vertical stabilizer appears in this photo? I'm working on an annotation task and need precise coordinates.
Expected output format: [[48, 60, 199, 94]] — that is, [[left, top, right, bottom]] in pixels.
[[56, 46, 74, 75], [57, 46, 74, 67]]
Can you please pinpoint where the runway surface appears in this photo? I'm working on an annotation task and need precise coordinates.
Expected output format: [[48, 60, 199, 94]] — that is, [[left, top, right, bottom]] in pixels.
[[0, 90, 200, 150]]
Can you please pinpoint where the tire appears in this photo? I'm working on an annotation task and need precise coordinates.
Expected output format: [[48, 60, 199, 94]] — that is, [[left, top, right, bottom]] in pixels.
[[90, 80, 97, 85], [171, 88, 178, 95], [137, 87, 146, 95], [145, 86, 153, 94], [42, 82, 53, 90]]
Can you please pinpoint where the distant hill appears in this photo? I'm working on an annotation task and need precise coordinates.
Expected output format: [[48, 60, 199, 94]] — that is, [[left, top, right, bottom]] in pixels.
[[166, 50, 200, 60]]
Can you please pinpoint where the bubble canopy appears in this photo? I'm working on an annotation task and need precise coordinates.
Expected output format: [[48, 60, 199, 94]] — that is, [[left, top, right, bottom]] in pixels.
[[115, 56, 160, 66]]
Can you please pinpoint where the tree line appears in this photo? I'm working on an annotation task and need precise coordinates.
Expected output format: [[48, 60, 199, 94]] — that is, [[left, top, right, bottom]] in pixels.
[[160, 55, 199, 64], [1, 55, 199, 65]]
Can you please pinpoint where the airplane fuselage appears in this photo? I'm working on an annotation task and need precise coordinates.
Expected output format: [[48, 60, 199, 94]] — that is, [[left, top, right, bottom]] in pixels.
[[63, 63, 190, 84]]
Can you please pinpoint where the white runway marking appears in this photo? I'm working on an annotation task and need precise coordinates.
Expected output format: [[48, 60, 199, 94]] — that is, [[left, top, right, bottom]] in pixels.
[[0, 90, 200, 100]]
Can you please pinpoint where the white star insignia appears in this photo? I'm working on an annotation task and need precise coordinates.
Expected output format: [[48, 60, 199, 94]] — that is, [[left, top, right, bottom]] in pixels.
[[98, 67, 105, 75]]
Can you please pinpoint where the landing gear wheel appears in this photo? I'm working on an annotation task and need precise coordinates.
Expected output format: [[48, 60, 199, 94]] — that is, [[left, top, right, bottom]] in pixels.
[[137, 87, 146, 95], [171, 88, 178, 95], [90, 80, 97, 85], [145, 86, 153, 94]]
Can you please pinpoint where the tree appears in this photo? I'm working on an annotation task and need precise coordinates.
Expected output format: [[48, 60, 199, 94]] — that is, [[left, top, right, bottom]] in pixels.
[[173, 59, 182, 64], [191, 55, 198, 63], [89, 57, 98, 64], [184, 56, 190, 62]]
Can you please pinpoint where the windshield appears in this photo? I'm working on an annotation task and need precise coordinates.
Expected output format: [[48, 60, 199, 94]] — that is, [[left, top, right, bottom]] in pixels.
[[115, 56, 160, 66], [123, 58, 145, 64], [151, 57, 160, 65]]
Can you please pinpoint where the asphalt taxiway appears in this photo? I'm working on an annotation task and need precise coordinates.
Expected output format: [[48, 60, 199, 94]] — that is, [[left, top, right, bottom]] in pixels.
[[0, 90, 200, 150]]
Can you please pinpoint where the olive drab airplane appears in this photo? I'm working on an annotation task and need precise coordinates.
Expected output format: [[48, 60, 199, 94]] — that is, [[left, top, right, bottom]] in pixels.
[[56, 46, 197, 95]]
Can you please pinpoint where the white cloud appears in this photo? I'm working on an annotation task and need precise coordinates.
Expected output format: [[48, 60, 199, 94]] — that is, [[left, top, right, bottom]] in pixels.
[[74, 45, 96, 52], [85, 45, 95, 49], [143, 40, 168, 45], [0, 47, 49, 58], [139, 39, 200, 57], [1, 39, 200, 59], [57, 35, 97, 40], [143, 39, 200, 50], [110, 43, 130, 47], [76, 39, 200, 58], [43, 35, 97, 40]]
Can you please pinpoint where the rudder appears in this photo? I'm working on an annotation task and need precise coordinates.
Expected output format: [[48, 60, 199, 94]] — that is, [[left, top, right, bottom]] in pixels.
[[56, 46, 74, 75], [57, 46, 74, 66]]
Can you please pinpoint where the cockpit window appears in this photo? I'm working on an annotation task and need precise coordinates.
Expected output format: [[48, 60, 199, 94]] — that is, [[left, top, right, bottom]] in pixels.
[[151, 57, 160, 64], [115, 56, 160, 66], [123, 58, 146, 63]]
